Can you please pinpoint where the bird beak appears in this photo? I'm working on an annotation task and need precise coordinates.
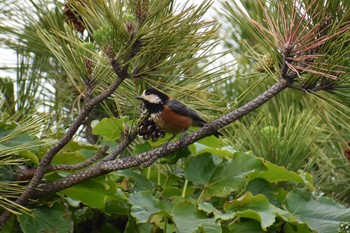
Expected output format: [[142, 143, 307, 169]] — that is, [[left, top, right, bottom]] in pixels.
[[136, 96, 143, 100]]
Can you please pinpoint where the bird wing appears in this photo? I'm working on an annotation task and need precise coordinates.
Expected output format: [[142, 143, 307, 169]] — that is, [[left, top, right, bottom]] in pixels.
[[166, 98, 207, 125]]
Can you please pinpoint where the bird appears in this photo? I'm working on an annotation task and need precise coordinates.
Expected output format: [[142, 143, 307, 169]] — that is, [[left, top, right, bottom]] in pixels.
[[136, 88, 222, 143]]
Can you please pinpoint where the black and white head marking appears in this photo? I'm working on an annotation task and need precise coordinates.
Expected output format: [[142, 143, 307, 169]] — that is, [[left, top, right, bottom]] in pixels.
[[137, 88, 169, 114], [138, 88, 169, 104], [139, 90, 162, 104]]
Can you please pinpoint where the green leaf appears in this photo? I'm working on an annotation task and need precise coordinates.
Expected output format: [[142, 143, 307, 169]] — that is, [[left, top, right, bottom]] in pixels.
[[92, 117, 124, 141], [284, 189, 350, 233], [18, 201, 72, 233], [129, 191, 221, 233], [198, 201, 230, 220], [124, 216, 154, 233], [184, 153, 266, 199], [79, 148, 100, 159], [248, 159, 305, 184], [189, 136, 233, 157], [223, 192, 294, 230], [247, 179, 287, 206], [133, 142, 152, 154], [171, 198, 221, 233], [119, 169, 154, 192], [0, 127, 48, 157], [0, 131, 36, 147], [18, 150, 39, 165], [193, 136, 222, 149], [58, 175, 128, 214], [129, 191, 168, 223], [2, 216, 15, 233], [159, 148, 191, 164], [222, 221, 263, 233], [284, 223, 313, 233], [51, 151, 86, 165]]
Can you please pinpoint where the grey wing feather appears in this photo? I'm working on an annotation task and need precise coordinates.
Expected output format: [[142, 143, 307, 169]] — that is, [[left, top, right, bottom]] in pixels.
[[167, 98, 207, 125]]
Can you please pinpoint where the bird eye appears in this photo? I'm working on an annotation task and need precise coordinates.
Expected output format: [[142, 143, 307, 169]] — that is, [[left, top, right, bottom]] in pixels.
[[145, 90, 150, 95]]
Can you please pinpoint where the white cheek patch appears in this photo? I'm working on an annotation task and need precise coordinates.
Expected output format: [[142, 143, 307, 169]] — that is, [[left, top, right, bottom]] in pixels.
[[143, 93, 162, 104]]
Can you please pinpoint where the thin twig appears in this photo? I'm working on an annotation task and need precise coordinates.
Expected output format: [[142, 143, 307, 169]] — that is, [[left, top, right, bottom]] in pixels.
[[47, 145, 109, 171], [102, 131, 138, 161]]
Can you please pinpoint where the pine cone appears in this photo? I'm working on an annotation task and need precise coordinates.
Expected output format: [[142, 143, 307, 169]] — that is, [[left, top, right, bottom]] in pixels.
[[138, 115, 165, 141], [64, 0, 86, 33]]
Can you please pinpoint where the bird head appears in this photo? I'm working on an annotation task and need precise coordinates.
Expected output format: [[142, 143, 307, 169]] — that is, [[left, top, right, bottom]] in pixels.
[[136, 88, 169, 105]]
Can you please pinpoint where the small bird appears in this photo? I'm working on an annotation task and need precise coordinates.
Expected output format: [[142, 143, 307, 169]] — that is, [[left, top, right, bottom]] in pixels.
[[136, 88, 222, 142]]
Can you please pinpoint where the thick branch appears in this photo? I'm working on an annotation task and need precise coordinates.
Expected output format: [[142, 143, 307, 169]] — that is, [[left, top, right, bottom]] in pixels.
[[33, 131, 137, 197], [33, 81, 289, 197]]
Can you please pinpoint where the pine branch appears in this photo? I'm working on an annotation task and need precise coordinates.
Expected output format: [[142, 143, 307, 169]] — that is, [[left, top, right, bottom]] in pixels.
[[32, 130, 139, 197], [0, 71, 127, 227], [32, 79, 289, 198]]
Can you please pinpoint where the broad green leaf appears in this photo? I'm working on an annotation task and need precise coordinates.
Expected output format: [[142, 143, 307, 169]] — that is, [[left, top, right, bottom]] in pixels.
[[124, 215, 154, 233], [248, 159, 305, 184], [119, 169, 154, 192], [284, 223, 313, 233], [2, 216, 15, 233], [129, 191, 168, 223], [58, 175, 128, 214], [162, 187, 184, 197], [18, 150, 39, 165], [0, 131, 36, 147], [129, 192, 221, 233], [133, 142, 152, 154], [197, 136, 222, 148], [51, 151, 86, 165], [189, 136, 233, 157], [184, 153, 265, 199], [171, 198, 221, 233], [200, 192, 295, 230], [223, 192, 294, 230], [79, 148, 100, 159], [284, 189, 350, 233], [92, 117, 123, 141], [222, 221, 263, 233], [159, 148, 191, 164], [247, 179, 287, 206], [0, 128, 48, 157], [198, 201, 231, 220], [184, 154, 220, 186], [47, 139, 97, 158], [18, 201, 72, 233]]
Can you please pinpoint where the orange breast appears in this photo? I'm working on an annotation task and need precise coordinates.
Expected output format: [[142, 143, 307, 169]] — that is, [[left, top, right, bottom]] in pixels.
[[153, 105, 193, 135]]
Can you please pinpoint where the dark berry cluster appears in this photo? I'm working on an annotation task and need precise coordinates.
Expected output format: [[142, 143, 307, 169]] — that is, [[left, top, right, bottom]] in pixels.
[[138, 117, 165, 142]]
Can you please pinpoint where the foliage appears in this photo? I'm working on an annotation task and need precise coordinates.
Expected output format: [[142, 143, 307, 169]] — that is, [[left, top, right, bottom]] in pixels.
[[1, 0, 350, 232], [2, 117, 349, 232], [217, 0, 350, 205]]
